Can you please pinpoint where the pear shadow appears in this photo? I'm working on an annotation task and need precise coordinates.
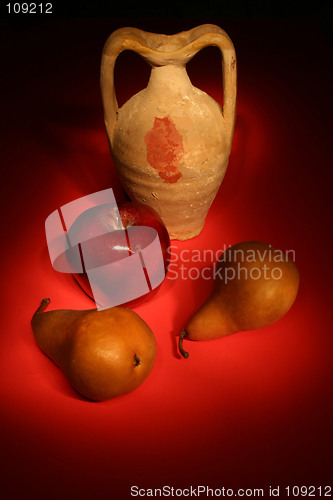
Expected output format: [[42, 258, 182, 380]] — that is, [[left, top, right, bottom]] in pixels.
[[40, 244, 81, 296], [164, 95, 252, 361], [169, 262, 215, 360]]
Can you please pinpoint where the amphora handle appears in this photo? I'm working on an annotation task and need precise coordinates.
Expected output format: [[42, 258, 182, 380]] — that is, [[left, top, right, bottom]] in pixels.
[[101, 24, 237, 145]]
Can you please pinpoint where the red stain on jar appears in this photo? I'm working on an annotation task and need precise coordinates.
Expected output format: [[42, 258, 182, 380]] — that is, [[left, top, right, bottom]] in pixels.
[[145, 116, 183, 183]]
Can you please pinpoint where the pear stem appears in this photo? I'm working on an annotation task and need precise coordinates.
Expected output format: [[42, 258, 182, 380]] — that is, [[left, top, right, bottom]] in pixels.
[[134, 354, 141, 367], [33, 298, 51, 318], [179, 330, 190, 359]]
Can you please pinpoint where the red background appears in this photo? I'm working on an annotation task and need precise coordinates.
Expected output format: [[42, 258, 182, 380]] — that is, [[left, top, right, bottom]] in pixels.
[[1, 17, 332, 498]]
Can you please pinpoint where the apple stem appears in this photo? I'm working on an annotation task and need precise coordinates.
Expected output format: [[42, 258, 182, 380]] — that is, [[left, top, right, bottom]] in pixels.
[[179, 330, 190, 359], [33, 298, 51, 318]]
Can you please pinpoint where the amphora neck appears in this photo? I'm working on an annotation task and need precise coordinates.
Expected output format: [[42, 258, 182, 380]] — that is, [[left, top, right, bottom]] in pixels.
[[147, 65, 193, 95]]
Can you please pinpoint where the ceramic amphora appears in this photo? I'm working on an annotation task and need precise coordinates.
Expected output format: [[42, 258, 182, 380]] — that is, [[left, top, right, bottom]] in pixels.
[[101, 24, 237, 240]]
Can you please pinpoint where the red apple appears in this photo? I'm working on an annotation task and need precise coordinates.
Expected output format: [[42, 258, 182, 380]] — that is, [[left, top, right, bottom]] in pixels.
[[66, 201, 170, 308]]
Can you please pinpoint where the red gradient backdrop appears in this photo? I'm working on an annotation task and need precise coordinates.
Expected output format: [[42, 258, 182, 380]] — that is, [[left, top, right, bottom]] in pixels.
[[0, 18, 332, 499]]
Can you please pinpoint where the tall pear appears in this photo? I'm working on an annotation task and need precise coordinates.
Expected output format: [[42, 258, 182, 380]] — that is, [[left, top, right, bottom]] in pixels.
[[179, 241, 300, 358], [32, 299, 156, 400]]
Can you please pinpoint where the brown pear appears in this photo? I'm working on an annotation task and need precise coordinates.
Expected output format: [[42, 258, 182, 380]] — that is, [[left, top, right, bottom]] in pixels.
[[31, 299, 157, 400], [179, 241, 300, 358]]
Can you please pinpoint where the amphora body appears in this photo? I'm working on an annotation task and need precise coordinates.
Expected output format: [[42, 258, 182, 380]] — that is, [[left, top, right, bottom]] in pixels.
[[101, 24, 237, 240]]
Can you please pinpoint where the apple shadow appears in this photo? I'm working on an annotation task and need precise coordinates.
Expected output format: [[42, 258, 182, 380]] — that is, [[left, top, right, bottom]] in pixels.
[[29, 97, 128, 203]]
